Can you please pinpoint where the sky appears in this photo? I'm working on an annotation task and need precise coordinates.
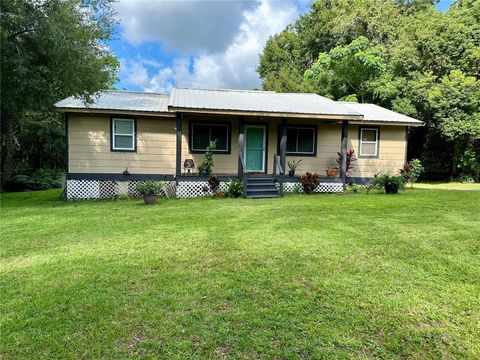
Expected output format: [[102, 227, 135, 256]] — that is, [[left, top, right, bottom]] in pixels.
[[111, 0, 454, 93]]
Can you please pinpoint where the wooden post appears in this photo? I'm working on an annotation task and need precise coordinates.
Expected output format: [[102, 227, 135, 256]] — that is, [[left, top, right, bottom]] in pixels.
[[238, 115, 245, 178], [341, 120, 349, 186], [280, 118, 287, 173], [176, 112, 183, 181]]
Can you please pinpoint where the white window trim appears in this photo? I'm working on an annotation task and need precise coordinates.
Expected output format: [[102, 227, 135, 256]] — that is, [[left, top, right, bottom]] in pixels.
[[286, 126, 316, 155], [112, 118, 135, 151], [191, 123, 230, 152], [359, 128, 379, 157]]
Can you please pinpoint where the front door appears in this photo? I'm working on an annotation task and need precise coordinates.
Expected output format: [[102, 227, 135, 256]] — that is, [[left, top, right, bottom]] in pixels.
[[245, 125, 266, 172]]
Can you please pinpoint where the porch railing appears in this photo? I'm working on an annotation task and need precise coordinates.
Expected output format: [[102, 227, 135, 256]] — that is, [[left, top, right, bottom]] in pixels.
[[239, 152, 247, 198], [273, 154, 284, 197]]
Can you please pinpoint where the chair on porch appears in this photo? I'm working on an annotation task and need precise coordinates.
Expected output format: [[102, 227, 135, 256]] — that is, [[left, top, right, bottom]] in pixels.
[[183, 159, 195, 175]]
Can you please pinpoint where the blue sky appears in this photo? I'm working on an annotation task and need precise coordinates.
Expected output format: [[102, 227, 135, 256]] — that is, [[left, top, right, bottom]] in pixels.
[[111, 0, 454, 93]]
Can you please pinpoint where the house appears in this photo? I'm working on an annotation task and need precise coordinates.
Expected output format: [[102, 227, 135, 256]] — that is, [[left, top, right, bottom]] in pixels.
[[55, 88, 423, 199]]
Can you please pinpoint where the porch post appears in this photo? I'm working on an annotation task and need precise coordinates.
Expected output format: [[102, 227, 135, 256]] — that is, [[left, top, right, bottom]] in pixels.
[[341, 120, 349, 186], [176, 112, 183, 181], [280, 118, 287, 173], [238, 115, 245, 178]]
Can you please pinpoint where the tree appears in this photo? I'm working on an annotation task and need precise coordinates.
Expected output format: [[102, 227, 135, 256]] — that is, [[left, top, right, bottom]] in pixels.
[[258, 0, 480, 180], [0, 0, 119, 184], [304, 36, 386, 102]]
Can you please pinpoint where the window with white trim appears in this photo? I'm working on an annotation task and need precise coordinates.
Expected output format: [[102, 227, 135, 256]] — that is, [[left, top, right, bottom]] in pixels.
[[112, 118, 135, 151], [359, 128, 379, 157], [190, 123, 230, 153], [285, 126, 316, 155]]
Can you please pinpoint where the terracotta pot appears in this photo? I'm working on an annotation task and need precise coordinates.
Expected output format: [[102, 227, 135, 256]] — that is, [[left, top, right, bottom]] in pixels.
[[216, 191, 225, 198], [326, 168, 337, 177], [143, 195, 157, 205]]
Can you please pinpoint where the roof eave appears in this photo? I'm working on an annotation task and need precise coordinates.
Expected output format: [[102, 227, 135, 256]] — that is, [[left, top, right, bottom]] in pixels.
[[55, 107, 175, 117], [350, 120, 424, 127], [168, 107, 363, 120]]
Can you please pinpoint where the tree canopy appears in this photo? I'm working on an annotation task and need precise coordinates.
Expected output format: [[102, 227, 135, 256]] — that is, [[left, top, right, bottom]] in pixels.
[[258, 0, 480, 180], [0, 0, 118, 185]]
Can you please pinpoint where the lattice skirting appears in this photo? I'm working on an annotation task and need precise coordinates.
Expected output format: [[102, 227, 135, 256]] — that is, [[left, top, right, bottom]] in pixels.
[[66, 180, 176, 200], [282, 182, 343, 193], [66, 179, 342, 200], [175, 181, 228, 198]]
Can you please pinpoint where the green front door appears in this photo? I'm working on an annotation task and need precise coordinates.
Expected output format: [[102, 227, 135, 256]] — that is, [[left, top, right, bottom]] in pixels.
[[245, 125, 266, 172]]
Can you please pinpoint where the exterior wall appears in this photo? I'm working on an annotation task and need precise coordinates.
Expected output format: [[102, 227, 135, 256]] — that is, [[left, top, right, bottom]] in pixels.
[[349, 125, 407, 178], [68, 112, 407, 180], [68, 113, 176, 175]]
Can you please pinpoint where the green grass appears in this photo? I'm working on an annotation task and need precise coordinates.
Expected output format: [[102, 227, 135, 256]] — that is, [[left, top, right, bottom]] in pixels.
[[1, 189, 479, 359], [414, 182, 480, 190]]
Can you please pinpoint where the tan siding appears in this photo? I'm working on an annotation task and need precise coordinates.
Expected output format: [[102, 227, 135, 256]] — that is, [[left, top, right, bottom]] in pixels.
[[349, 125, 407, 177], [69, 112, 407, 178], [68, 113, 176, 174]]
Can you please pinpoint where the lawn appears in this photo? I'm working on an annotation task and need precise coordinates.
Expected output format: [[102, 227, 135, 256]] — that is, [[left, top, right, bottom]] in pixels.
[[1, 189, 479, 359]]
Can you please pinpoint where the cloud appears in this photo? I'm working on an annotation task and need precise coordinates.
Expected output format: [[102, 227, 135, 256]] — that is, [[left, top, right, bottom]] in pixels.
[[115, 0, 256, 54], [116, 0, 304, 92]]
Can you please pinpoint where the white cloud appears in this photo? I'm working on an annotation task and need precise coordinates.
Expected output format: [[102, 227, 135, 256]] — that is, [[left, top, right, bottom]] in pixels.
[[117, 0, 303, 92], [116, 0, 256, 54]]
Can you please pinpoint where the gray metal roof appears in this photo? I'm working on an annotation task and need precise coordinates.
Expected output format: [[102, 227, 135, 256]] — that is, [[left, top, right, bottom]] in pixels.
[[169, 88, 362, 118], [339, 102, 423, 125], [55, 90, 170, 113]]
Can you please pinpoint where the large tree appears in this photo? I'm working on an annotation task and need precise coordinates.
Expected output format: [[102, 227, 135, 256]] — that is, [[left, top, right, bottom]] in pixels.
[[258, 0, 480, 180], [0, 0, 118, 184]]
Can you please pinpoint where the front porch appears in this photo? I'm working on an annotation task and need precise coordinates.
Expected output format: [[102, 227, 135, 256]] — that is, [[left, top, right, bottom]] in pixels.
[[175, 113, 350, 198]]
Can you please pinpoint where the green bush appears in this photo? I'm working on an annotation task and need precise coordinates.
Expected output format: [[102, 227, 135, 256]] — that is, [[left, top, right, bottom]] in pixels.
[[135, 181, 164, 196], [225, 178, 243, 198], [198, 141, 217, 175], [370, 174, 406, 193], [4, 168, 63, 191]]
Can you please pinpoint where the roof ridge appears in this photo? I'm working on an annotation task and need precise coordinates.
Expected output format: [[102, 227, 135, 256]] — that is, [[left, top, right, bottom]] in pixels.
[[173, 87, 276, 94], [103, 89, 169, 97]]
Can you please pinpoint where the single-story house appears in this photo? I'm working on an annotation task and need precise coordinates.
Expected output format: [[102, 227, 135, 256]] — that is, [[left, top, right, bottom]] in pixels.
[[55, 88, 423, 199]]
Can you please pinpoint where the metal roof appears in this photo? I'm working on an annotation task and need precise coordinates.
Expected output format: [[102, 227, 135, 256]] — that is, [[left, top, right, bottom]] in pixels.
[[339, 102, 423, 125], [169, 88, 362, 118], [55, 90, 170, 113]]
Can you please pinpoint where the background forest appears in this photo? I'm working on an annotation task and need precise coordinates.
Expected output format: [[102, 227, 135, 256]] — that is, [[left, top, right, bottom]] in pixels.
[[1, 0, 479, 190], [258, 0, 480, 181]]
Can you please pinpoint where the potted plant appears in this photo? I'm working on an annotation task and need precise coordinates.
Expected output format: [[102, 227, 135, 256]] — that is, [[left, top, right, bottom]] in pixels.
[[370, 174, 405, 194], [287, 159, 302, 177], [326, 167, 338, 177], [136, 181, 164, 204]]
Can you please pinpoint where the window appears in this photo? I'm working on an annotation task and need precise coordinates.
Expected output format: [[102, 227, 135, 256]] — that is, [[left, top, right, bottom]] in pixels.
[[190, 123, 230, 153], [112, 118, 136, 151], [281, 126, 316, 156], [359, 127, 379, 157]]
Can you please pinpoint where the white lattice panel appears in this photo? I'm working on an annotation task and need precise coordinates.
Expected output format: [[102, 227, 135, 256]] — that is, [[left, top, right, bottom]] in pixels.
[[67, 180, 101, 199], [176, 181, 228, 198], [67, 180, 177, 200], [282, 182, 343, 194]]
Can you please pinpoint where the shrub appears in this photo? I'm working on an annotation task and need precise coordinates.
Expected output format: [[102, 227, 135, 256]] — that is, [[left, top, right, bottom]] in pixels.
[[370, 174, 405, 193], [300, 172, 320, 194], [225, 178, 243, 198], [457, 148, 479, 181], [400, 158, 424, 187], [208, 175, 220, 192], [136, 181, 164, 196], [198, 140, 217, 175], [4, 168, 63, 191], [336, 148, 357, 177]]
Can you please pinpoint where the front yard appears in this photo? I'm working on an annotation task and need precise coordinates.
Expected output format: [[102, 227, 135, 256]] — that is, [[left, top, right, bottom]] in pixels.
[[1, 189, 479, 359]]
